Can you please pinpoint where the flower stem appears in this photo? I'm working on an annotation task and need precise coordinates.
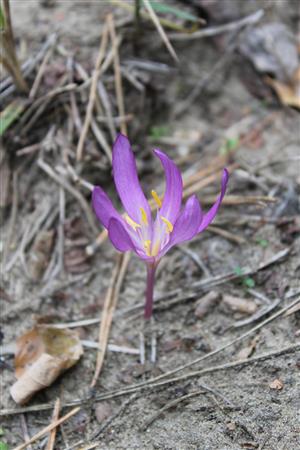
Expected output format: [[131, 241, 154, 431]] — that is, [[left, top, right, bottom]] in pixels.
[[144, 263, 156, 319]]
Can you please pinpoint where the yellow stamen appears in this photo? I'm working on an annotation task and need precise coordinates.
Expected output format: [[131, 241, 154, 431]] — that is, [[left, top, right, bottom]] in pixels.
[[144, 240, 151, 256], [151, 190, 162, 208], [151, 240, 161, 256], [124, 214, 141, 231], [161, 216, 173, 233], [140, 207, 148, 225]]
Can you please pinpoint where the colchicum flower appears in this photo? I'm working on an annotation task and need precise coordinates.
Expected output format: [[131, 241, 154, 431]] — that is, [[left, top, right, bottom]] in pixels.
[[92, 134, 229, 319]]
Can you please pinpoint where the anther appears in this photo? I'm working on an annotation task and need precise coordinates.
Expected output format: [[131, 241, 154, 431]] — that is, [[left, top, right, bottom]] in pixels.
[[161, 216, 173, 233], [124, 214, 141, 231], [140, 207, 148, 226], [151, 190, 162, 208], [144, 240, 151, 256]]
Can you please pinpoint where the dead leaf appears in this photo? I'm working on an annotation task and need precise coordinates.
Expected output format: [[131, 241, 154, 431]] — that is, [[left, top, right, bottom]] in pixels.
[[194, 291, 221, 319], [266, 68, 300, 109], [10, 325, 83, 404], [269, 379, 283, 390], [223, 294, 258, 315], [28, 230, 55, 280]]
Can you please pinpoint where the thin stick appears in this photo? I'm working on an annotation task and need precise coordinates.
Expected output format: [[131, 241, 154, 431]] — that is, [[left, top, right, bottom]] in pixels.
[[142, 390, 206, 430], [142, 0, 179, 63], [90, 252, 130, 387], [37, 158, 98, 236], [2, 170, 18, 266], [169, 9, 264, 41], [107, 14, 127, 135], [20, 415, 33, 450], [45, 398, 61, 450], [29, 47, 53, 98], [76, 24, 109, 161], [2, 0, 28, 92], [13, 407, 80, 450], [208, 225, 246, 245]]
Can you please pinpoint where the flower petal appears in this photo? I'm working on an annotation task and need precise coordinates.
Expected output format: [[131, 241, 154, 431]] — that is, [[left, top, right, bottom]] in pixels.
[[108, 218, 136, 252], [92, 186, 121, 229], [159, 194, 202, 257], [112, 134, 151, 224], [154, 149, 183, 224], [197, 168, 229, 233]]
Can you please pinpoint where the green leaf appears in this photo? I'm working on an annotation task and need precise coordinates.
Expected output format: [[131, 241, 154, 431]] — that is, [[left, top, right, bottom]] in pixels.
[[244, 277, 255, 288], [226, 137, 239, 151], [148, 1, 199, 23], [234, 266, 244, 276], [0, 442, 9, 450], [0, 100, 25, 136], [149, 125, 169, 139], [256, 238, 269, 248]]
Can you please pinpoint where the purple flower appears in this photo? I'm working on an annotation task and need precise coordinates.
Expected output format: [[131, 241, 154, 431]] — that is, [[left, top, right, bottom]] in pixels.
[[92, 134, 228, 318]]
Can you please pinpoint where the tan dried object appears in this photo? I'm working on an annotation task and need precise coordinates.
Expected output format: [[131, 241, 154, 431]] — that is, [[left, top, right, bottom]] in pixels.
[[10, 326, 83, 404], [28, 230, 55, 280]]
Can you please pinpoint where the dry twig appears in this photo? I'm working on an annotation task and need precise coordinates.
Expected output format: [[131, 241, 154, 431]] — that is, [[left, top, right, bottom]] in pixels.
[[90, 252, 131, 387], [45, 398, 61, 450], [13, 407, 80, 450], [142, 0, 179, 63], [76, 24, 109, 161], [107, 14, 127, 135]]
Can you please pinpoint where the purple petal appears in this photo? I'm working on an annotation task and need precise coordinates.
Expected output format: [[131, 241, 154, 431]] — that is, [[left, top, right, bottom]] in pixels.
[[154, 149, 183, 224], [159, 194, 202, 257], [92, 186, 121, 229], [197, 168, 229, 233], [113, 134, 151, 224], [108, 218, 136, 252]]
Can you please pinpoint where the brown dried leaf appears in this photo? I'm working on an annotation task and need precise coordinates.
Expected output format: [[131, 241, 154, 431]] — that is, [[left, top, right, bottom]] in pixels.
[[194, 291, 221, 319], [266, 67, 300, 109], [223, 294, 258, 315], [269, 379, 283, 390], [11, 326, 83, 404], [28, 230, 54, 280]]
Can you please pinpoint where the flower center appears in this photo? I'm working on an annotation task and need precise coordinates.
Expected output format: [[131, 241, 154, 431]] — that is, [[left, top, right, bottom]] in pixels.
[[124, 190, 173, 257]]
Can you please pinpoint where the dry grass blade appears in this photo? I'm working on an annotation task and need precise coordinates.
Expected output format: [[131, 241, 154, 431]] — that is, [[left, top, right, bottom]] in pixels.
[[142, 0, 179, 63], [45, 398, 61, 450], [13, 407, 80, 450], [90, 252, 131, 387], [107, 13, 127, 135], [76, 24, 109, 161]]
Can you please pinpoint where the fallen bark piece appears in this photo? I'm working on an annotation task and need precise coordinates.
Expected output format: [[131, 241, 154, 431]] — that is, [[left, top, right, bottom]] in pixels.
[[10, 326, 83, 404], [194, 291, 221, 319], [223, 294, 258, 315]]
